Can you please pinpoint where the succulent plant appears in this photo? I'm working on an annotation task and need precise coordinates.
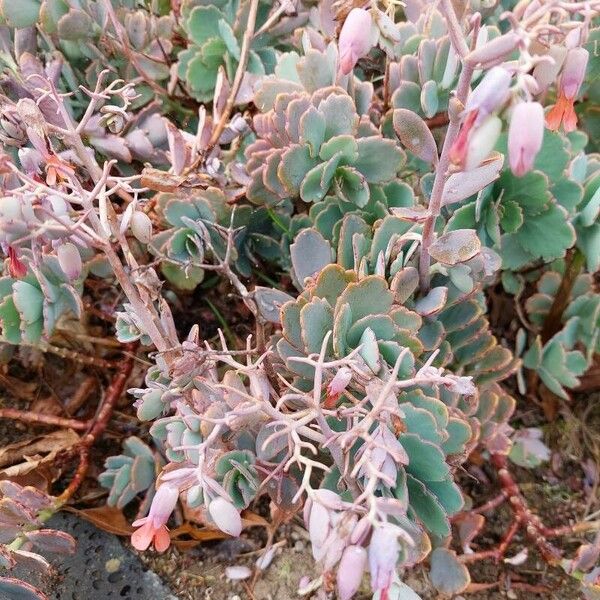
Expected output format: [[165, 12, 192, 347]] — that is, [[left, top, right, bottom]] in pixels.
[[277, 215, 518, 384], [515, 267, 598, 398], [215, 449, 259, 509], [99, 437, 159, 510], [177, 0, 278, 102], [245, 85, 404, 207], [149, 188, 285, 288], [0, 481, 76, 599], [0, 253, 84, 345]]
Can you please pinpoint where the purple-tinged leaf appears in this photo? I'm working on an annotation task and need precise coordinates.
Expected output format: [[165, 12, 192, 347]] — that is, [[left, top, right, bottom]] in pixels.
[[25, 530, 76, 555], [393, 109, 438, 164], [0, 482, 52, 512], [429, 547, 470, 595], [441, 153, 503, 206], [429, 229, 481, 265], [11, 549, 51, 572], [0, 497, 36, 527], [390, 206, 429, 223], [415, 287, 448, 316], [0, 577, 48, 600]]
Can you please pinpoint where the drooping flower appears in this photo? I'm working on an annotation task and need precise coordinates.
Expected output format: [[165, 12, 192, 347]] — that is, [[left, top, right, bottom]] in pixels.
[[131, 483, 179, 552], [338, 8, 375, 75], [369, 524, 400, 599], [57, 243, 83, 281], [462, 115, 502, 171], [208, 496, 242, 537], [450, 67, 511, 169], [546, 47, 589, 132], [337, 545, 368, 600], [508, 101, 544, 176]]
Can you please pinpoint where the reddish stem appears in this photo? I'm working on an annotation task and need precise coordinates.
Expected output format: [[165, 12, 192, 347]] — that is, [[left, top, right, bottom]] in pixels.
[[58, 346, 136, 503], [0, 408, 90, 431]]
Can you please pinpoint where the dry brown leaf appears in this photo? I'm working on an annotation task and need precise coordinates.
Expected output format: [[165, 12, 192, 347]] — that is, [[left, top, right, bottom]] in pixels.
[[64, 505, 134, 536], [0, 429, 79, 468]]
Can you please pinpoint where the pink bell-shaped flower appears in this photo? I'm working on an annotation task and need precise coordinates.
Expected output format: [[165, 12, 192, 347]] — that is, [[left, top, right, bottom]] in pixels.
[[338, 8, 375, 75], [508, 101, 544, 176], [546, 47, 589, 132], [131, 483, 179, 552]]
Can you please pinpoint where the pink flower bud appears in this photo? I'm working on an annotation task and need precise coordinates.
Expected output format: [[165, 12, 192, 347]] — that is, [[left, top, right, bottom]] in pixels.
[[508, 102, 544, 177], [533, 46, 567, 91], [325, 367, 352, 408], [368, 525, 400, 595], [208, 497, 242, 537], [466, 32, 520, 68], [57, 242, 82, 281], [130, 210, 153, 244], [337, 545, 368, 600], [464, 67, 512, 121], [464, 115, 502, 171], [338, 8, 375, 75]]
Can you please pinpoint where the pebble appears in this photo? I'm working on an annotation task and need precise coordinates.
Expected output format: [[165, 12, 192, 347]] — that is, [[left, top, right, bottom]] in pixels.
[[104, 558, 121, 573], [294, 540, 305, 552]]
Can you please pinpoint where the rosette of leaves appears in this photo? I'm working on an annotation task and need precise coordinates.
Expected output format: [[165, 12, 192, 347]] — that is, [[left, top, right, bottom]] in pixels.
[[519, 268, 598, 398], [177, 0, 277, 102], [245, 87, 405, 207], [99, 437, 158, 510], [278, 216, 518, 386], [388, 34, 462, 120], [254, 44, 374, 116], [149, 188, 284, 288], [215, 450, 259, 509], [446, 131, 589, 270], [150, 414, 203, 465], [0, 254, 83, 345]]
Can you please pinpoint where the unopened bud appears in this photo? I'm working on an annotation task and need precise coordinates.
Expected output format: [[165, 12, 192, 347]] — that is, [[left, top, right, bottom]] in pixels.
[[466, 32, 520, 67], [508, 102, 544, 177], [337, 545, 368, 600], [208, 497, 242, 537], [57, 242, 82, 281], [130, 210, 153, 244], [464, 115, 502, 171], [533, 46, 567, 91], [338, 8, 376, 75], [464, 67, 512, 121]]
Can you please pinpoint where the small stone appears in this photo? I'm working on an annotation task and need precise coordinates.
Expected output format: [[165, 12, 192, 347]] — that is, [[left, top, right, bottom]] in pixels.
[[507, 590, 518, 599], [294, 540, 304, 552], [105, 558, 121, 573]]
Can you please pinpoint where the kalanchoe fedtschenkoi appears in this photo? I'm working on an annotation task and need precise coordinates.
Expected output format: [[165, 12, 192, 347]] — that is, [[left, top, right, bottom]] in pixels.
[[245, 87, 404, 207], [131, 483, 179, 552], [450, 67, 511, 170], [546, 47, 589, 132], [338, 8, 376, 75], [508, 101, 544, 177]]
